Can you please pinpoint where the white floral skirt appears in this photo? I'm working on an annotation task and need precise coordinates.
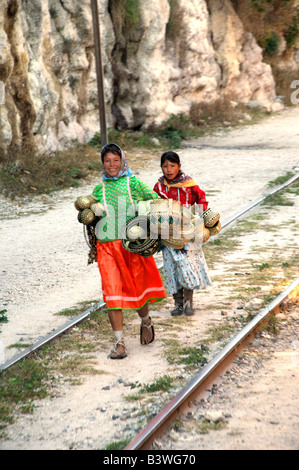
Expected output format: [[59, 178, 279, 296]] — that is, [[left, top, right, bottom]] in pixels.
[[162, 242, 212, 294]]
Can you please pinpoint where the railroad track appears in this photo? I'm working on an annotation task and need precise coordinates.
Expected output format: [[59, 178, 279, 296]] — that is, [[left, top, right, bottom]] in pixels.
[[0, 172, 298, 374], [0, 171, 298, 450], [124, 278, 298, 450], [123, 172, 299, 450]]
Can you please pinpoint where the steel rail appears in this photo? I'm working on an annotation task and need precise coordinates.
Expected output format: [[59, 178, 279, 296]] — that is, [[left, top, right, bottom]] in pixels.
[[220, 172, 299, 230], [0, 301, 106, 371], [1, 172, 298, 371], [125, 277, 299, 450]]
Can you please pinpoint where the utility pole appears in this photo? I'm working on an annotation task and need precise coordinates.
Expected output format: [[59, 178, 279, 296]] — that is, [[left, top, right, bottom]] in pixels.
[[90, 0, 108, 147]]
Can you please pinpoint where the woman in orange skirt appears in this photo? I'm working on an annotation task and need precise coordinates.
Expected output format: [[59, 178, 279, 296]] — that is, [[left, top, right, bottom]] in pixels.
[[92, 143, 166, 359]]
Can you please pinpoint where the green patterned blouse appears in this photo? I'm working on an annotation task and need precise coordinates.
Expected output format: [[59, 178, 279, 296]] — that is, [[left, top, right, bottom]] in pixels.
[[92, 175, 159, 243]]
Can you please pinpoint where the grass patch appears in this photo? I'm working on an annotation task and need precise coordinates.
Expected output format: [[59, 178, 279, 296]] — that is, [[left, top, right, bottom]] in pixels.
[[40, 311, 113, 378], [0, 145, 102, 199], [262, 192, 295, 207], [55, 300, 100, 317], [263, 313, 280, 336], [0, 358, 49, 429], [267, 172, 296, 188], [162, 338, 209, 371], [104, 438, 131, 450], [203, 235, 240, 267], [1, 103, 271, 200], [140, 375, 173, 393], [202, 322, 236, 346], [126, 374, 175, 402], [255, 262, 271, 271], [7, 343, 32, 349], [0, 307, 112, 434], [196, 417, 227, 434], [90, 113, 200, 151], [262, 171, 299, 207], [174, 346, 208, 369], [0, 309, 8, 323]]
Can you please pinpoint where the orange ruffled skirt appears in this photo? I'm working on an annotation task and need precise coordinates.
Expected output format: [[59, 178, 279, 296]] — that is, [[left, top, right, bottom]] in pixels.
[[96, 240, 166, 310]]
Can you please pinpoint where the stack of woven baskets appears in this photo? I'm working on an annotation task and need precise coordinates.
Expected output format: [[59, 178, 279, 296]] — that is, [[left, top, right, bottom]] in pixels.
[[121, 215, 160, 257], [121, 199, 221, 256], [74, 194, 105, 264], [202, 208, 221, 236], [74, 195, 221, 259], [74, 195, 105, 224]]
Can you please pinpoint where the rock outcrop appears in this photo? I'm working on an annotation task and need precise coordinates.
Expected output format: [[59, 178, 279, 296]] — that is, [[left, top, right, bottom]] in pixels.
[[0, 0, 292, 154]]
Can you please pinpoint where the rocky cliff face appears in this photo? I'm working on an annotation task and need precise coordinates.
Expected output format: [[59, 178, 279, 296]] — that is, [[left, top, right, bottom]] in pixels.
[[0, 0, 294, 154]]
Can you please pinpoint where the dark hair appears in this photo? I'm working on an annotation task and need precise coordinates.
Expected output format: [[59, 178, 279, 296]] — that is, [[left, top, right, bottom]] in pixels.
[[101, 143, 122, 162], [160, 151, 181, 166]]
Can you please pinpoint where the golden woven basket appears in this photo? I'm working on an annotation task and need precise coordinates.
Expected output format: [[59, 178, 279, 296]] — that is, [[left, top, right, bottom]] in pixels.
[[150, 199, 181, 218], [203, 208, 220, 228], [78, 209, 95, 225], [90, 202, 104, 217], [194, 221, 210, 243], [161, 225, 190, 249], [202, 226, 210, 243], [75, 195, 97, 211], [209, 220, 221, 236], [160, 237, 187, 249], [123, 216, 149, 240], [88, 195, 98, 204], [150, 199, 182, 236], [122, 237, 159, 257], [75, 196, 91, 211], [127, 224, 147, 240]]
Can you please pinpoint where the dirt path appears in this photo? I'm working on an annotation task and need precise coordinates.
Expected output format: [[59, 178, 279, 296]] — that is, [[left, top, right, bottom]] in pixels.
[[0, 106, 298, 450], [157, 307, 299, 451]]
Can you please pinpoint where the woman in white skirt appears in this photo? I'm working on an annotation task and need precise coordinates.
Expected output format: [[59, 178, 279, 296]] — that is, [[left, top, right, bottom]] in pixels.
[[153, 151, 212, 316]]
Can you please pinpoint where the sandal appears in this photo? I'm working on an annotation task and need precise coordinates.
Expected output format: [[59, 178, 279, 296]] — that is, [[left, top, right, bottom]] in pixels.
[[109, 339, 127, 359], [140, 317, 155, 345]]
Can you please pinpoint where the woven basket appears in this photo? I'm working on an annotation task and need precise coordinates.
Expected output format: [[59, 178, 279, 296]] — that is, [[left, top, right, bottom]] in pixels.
[[160, 238, 186, 249], [194, 221, 210, 243], [150, 199, 182, 236], [202, 226, 210, 243], [88, 195, 98, 204], [181, 222, 195, 240], [138, 239, 159, 257], [78, 209, 95, 225], [123, 215, 149, 241], [203, 208, 220, 228], [136, 200, 152, 216], [127, 224, 147, 240], [75, 196, 92, 211], [74, 195, 97, 211], [209, 220, 221, 236], [122, 237, 159, 257], [150, 199, 181, 219], [122, 215, 159, 257], [90, 202, 104, 217], [181, 205, 193, 224]]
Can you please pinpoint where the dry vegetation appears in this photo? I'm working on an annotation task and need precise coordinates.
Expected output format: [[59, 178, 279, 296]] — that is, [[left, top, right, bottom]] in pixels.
[[232, 0, 299, 102], [0, 101, 267, 200], [0, 145, 102, 199]]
